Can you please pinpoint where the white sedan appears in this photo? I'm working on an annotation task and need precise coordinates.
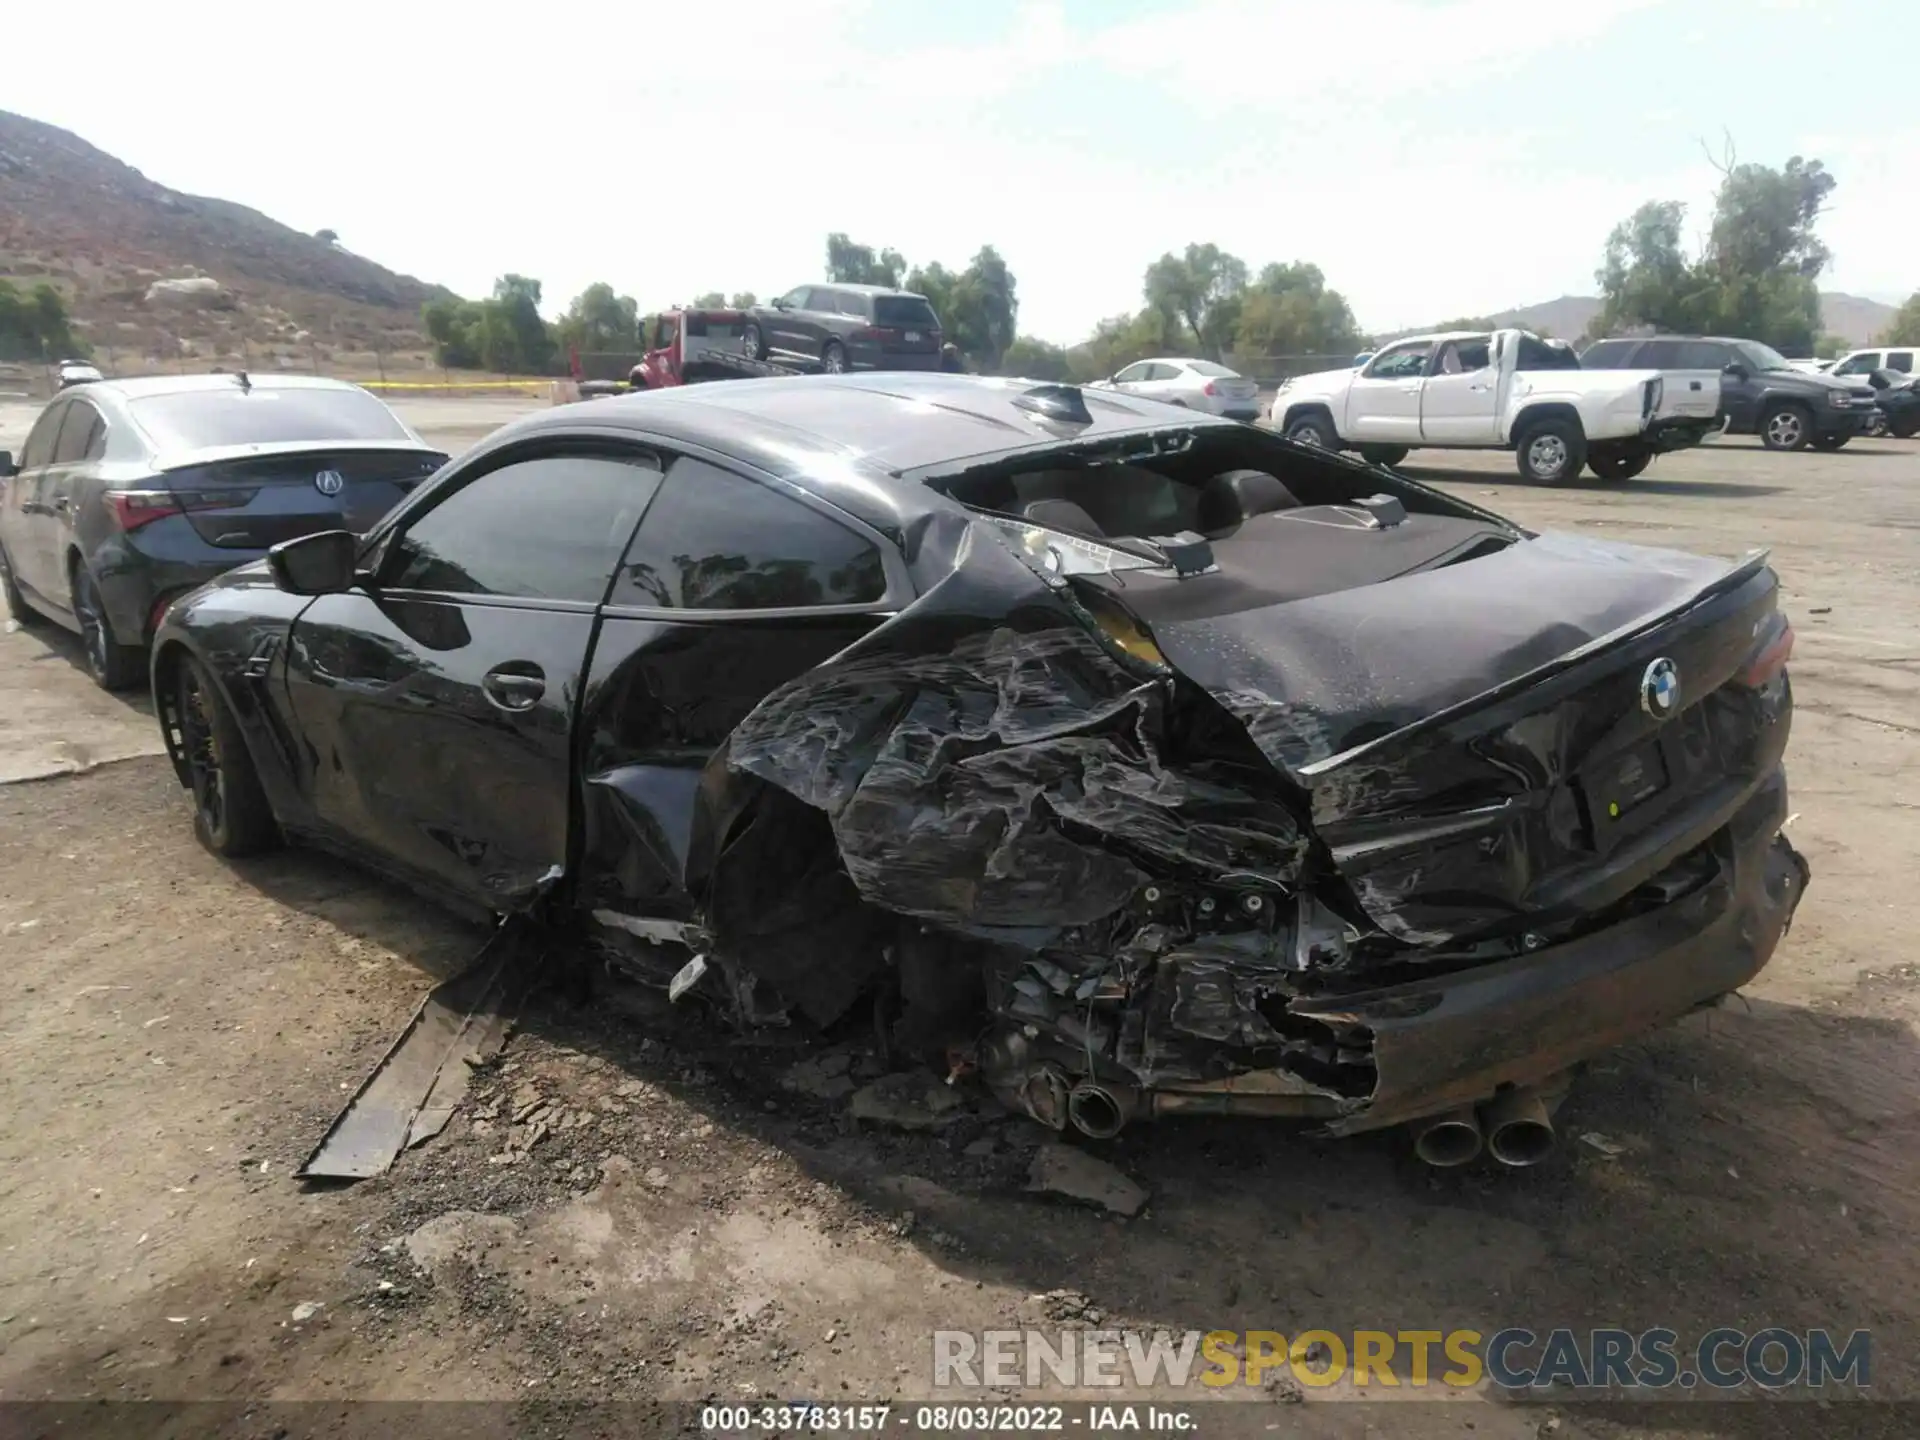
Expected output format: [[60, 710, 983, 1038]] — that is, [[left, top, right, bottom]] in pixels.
[[1088, 357, 1262, 420]]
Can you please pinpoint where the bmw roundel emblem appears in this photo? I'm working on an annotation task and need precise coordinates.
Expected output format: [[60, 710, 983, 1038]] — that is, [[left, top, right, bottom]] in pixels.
[[1640, 657, 1681, 719], [313, 469, 345, 496]]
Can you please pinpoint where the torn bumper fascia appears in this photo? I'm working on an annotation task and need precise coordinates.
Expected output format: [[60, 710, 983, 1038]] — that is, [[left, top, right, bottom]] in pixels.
[[1273, 770, 1806, 1135]]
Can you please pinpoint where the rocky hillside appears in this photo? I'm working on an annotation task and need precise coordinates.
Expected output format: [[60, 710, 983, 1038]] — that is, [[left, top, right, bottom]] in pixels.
[[0, 110, 454, 373]]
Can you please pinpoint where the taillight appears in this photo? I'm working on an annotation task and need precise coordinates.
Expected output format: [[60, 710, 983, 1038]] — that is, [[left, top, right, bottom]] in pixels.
[[1204, 381, 1219, 396], [108, 490, 183, 531], [108, 487, 258, 532], [1739, 616, 1795, 688]]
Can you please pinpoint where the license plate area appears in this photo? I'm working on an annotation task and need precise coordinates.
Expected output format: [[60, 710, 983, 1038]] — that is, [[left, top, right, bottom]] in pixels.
[[905, 330, 922, 342], [1579, 736, 1673, 851]]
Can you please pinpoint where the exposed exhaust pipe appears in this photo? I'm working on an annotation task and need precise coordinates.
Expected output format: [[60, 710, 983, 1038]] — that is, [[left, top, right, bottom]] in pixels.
[[1408, 1106, 1483, 1167], [1067, 1080, 1138, 1140], [1480, 1087, 1557, 1167]]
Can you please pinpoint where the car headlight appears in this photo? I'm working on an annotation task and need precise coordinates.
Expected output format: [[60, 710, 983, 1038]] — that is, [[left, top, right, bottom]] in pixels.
[[1828, 391, 1851, 407]]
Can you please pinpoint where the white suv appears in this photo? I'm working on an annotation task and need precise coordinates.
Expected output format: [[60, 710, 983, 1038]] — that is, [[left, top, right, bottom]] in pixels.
[[1829, 346, 1917, 379]]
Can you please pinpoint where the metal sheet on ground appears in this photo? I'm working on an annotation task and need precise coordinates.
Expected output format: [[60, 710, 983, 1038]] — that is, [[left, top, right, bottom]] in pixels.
[[298, 922, 541, 1180]]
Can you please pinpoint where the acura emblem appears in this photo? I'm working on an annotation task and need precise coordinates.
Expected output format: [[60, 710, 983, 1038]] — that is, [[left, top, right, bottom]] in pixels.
[[1640, 657, 1681, 720], [313, 469, 345, 496]]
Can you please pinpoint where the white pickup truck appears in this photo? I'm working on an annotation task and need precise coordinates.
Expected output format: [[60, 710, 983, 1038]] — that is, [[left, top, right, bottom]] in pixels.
[[1268, 328, 1722, 484]]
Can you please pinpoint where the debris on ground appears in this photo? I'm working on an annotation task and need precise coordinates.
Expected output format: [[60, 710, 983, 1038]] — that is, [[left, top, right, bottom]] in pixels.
[[1580, 1131, 1627, 1158], [1025, 1143, 1148, 1216], [290, 1302, 323, 1322], [849, 1072, 968, 1132], [780, 1050, 859, 1102]]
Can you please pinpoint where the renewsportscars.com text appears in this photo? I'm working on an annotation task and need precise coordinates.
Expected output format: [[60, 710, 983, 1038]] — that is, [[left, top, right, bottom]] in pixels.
[[932, 1327, 1871, 1392]]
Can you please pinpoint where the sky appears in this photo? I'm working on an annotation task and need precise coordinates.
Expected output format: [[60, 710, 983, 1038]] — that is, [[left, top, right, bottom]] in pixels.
[[5, 0, 1914, 344]]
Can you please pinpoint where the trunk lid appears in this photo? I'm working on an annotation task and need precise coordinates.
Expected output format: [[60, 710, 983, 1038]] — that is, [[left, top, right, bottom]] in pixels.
[[1134, 530, 1783, 945], [158, 445, 446, 549]]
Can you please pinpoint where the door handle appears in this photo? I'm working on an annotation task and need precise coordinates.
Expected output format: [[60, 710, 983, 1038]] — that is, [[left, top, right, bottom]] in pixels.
[[1400, 384, 1421, 394], [482, 666, 545, 711]]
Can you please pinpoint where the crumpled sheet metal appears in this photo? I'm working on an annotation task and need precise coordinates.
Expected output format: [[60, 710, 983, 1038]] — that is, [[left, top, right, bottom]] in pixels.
[[727, 617, 1306, 936], [1145, 531, 1738, 776]]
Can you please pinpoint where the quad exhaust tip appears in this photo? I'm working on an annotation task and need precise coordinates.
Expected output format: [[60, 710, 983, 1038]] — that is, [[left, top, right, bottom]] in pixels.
[[1066, 1081, 1137, 1140], [1481, 1088, 1557, 1167], [1409, 1106, 1483, 1167]]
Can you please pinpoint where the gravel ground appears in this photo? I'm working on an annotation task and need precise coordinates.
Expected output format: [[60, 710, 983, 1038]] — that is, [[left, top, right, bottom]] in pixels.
[[2, 399, 1916, 1437]]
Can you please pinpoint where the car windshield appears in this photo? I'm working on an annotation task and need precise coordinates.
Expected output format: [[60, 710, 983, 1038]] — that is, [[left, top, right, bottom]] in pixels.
[[129, 386, 413, 451], [1733, 341, 1796, 373], [1186, 361, 1237, 377]]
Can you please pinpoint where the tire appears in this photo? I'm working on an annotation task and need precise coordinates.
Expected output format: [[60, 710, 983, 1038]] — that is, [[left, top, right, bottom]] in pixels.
[[1359, 445, 1409, 468], [820, 339, 848, 374], [741, 322, 767, 361], [70, 560, 144, 691], [1, 541, 50, 627], [1586, 447, 1652, 482], [1514, 416, 1587, 485], [1284, 411, 1338, 450], [1894, 416, 1920, 440], [1760, 403, 1812, 451], [174, 653, 278, 857], [1810, 433, 1850, 452]]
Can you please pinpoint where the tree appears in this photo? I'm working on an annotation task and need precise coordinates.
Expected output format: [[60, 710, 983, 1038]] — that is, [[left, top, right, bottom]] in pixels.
[[728, 292, 758, 309], [825, 233, 906, 288], [1815, 332, 1850, 359], [0, 279, 86, 361], [999, 336, 1072, 380], [1143, 243, 1249, 358], [907, 246, 1020, 369], [1880, 292, 1920, 346], [556, 282, 640, 353], [1594, 153, 1837, 352], [422, 297, 482, 369], [315, 228, 339, 246], [1230, 262, 1363, 361], [691, 292, 727, 308], [1066, 311, 1172, 383], [492, 274, 554, 374]]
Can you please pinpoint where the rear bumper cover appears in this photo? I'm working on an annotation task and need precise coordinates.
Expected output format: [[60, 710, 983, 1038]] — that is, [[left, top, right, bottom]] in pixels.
[[1295, 767, 1804, 1134]]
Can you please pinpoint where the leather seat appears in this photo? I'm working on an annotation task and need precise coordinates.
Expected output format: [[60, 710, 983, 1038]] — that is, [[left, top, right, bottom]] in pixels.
[[1196, 469, 1300, 537]]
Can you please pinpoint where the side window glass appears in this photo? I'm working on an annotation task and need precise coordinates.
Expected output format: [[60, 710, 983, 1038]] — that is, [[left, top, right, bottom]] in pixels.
[[1675, 341, 1726, 370], [1835, 353, 1877, 376], [839, 292, 870, 318], [1113, 363, 1146, 383], [386, 450, 662, 603], [612, 458, 887, 612], [779, 288, 809, 309], [800, 288, 829, 311], [19, 404, 67, 469], [1889, 351, 1915, 374], [1514, 335, 1580, 371], [52, 402, 103, 464], [1366, 344, 1430, 379], [1638, 340, 1683, 369]]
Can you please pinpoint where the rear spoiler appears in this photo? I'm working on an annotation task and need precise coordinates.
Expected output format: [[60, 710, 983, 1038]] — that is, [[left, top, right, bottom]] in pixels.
[[153, 438, 446, 474]]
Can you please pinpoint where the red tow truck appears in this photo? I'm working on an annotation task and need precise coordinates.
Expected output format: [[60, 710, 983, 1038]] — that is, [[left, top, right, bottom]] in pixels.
[[628, 307, 803, 389]]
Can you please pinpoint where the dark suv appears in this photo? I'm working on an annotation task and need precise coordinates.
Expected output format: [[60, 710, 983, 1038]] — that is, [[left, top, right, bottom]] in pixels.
[[1580, 335, 1879, 451], [741, 284, 945, 374]]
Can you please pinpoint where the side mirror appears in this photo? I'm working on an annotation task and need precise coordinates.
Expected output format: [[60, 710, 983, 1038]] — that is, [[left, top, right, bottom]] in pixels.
[[772, 297, 791, 310], [268, 529, 360, 596], [1723, 362, 1749, 382], [0, 450, 14, 478]]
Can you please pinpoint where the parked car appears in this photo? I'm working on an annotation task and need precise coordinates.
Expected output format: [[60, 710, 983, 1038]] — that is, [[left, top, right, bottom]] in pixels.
[[57, 359, 104, 390], [740, 284, 944, 374], [151, 372, 1806, 1165], [0, 374, 445, 690], [1086, 357, 1262, 420], [1862, 368, 1920, 438], [1828, 346, 1916, 379], [1270, 329, 1721, 483], [1580, 336, 1879, 451]]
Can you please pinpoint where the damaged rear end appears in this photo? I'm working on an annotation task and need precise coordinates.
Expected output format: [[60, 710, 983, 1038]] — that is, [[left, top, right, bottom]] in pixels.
[[587, 421, 1807, 1164]]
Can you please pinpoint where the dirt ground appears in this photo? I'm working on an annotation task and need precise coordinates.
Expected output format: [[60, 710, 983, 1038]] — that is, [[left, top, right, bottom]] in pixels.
[[2, 396, 1916, 1437]]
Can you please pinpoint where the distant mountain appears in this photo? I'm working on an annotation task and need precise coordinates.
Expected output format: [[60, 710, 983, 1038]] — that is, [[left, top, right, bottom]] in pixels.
[[1385, 292, 1897, 349], [0, 109, 455, 371]]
